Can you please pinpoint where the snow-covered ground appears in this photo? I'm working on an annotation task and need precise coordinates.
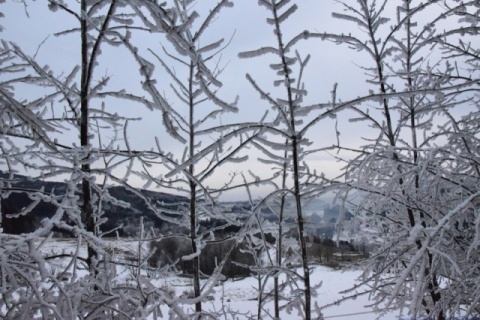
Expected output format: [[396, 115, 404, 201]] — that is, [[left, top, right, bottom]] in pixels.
[[149, 266, 400, 319], [36, 238, 402, 319]]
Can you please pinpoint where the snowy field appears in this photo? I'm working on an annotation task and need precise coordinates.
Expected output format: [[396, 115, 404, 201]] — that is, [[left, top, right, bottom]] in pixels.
[[168, 266, 401, 320], [36, 238, 402, 319]]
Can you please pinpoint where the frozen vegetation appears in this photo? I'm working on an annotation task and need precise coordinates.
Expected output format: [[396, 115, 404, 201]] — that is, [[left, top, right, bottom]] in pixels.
[[0, 237, 399, 319], [1, 0, 479, 319]]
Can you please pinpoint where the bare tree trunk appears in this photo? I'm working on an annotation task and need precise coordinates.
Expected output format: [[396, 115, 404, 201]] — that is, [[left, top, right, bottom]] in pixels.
[[190, 182, 201, 313], [274, 146, 288, 319], [188, 62, 202, 314], [274, 193, 286, 317], [79, 0, 115, 272], [291, 137, 311, 320], [80, 0, 96, 271], [270, 2, 311, 315]]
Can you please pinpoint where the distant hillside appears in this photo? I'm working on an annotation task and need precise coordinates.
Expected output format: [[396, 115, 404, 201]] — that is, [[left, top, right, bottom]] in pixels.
[[0, 172, 186, 236], [323, 205, 354, 223], [1, 173, 352, 239]]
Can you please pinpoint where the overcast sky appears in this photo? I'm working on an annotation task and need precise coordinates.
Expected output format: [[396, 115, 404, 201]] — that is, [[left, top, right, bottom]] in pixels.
[[0, 0, 451, 201]]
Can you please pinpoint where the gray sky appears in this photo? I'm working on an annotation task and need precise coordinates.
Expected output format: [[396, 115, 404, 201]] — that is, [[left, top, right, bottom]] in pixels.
[[1, 0, 455, 201]]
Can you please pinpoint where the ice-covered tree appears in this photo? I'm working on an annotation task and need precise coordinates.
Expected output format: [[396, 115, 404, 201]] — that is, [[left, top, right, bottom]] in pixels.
[[238, 1, 342, 318], [39, 0, 142, 271], [323, 0, 480, 318], [0, 0, 60, 231], [125, 0, 262, 316], [0, 1, 172, 318]]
